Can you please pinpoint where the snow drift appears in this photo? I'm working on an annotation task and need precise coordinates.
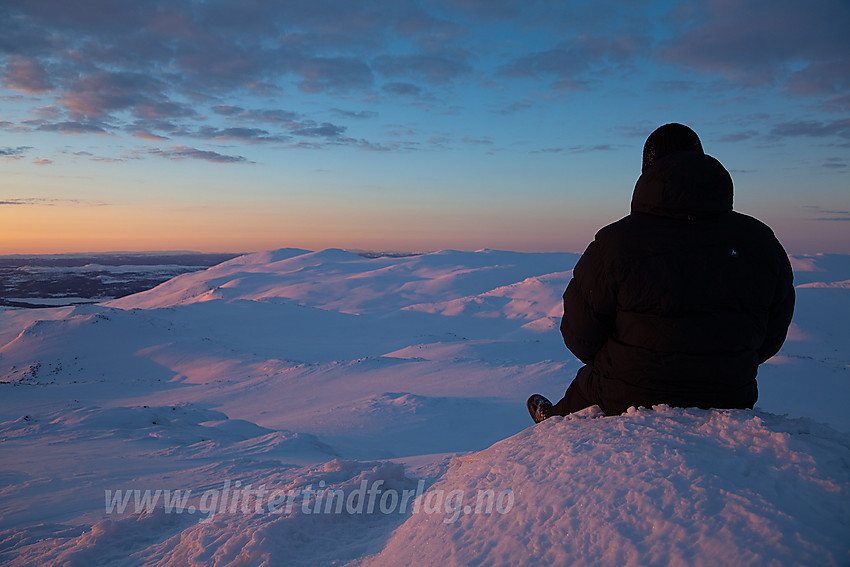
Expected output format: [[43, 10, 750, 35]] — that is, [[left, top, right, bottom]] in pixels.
[[368, 406, 850, 567]]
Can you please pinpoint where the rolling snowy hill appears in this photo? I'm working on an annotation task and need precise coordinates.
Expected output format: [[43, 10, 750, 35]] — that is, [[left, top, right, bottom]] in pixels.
[[1, 249, 848, 565]]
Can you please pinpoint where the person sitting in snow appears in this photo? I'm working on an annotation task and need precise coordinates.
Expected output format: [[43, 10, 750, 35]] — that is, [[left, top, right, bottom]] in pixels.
[[528, 123, 795, 423]]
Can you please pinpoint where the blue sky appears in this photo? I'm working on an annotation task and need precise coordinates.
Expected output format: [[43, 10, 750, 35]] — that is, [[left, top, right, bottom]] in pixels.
[[1, 0, 848, 254]]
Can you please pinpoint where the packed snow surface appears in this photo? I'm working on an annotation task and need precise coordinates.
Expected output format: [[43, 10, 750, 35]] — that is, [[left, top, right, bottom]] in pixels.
[[1, 249, 848, 566], [371, 406, 849, 567]]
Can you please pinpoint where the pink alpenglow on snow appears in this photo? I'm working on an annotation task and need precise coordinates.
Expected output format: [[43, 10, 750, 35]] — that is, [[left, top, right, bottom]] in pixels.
[[0, 249, 848, 565]]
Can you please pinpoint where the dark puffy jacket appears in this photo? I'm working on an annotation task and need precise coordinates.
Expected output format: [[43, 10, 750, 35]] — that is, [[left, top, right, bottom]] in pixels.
[[560, 150, 795, 415]]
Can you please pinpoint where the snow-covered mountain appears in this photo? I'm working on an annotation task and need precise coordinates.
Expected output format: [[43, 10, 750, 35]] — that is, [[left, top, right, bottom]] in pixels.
[[1, 249, 848, 565]]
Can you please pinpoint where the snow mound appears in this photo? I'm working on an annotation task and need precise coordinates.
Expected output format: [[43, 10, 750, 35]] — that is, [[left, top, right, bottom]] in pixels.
[[789, 253, 850, 285], [403, 270, 570, 324], [367, 406, 850, 567], [105, 249, 578, 314], [798, 279, 850, 289]]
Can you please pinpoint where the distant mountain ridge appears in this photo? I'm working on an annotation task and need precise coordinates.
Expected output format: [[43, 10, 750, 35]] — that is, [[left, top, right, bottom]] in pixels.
[[0, 252, 241, 308]]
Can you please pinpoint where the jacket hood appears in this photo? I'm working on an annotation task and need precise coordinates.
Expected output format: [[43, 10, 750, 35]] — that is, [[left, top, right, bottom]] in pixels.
[[631, 151, 733, 219]]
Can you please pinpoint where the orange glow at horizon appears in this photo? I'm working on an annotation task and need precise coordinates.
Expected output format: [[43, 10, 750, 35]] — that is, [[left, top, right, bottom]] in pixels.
[[0, 204, 283, 254], [0, 199, 596, 255], [2, 199, 843, 256]]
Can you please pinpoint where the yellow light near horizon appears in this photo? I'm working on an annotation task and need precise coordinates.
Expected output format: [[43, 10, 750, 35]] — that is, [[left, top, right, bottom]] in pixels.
[[0, 203, 228, 254], [1, 197, 618, 256], [0, 201, 347, 254]]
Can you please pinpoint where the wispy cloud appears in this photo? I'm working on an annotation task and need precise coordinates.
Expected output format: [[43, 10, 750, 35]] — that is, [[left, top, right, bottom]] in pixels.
[[660, 0, 850, 96], [0, 146, 32, 159], [295, 57, 374, 93], [147, 145, 252, 164], [716, 131, 760, 143], [498, 30, 649, 91], [331, 108, 378, 120], [0, 197, 110, 206], [461, 136, 493, 146], [822, 157, 848, 170], [2, 56, 52, 93], [0, 1, 438, 152], [128, 128, 170, 142], [373, 53, 471, 84], [569, 144, 616, 153], [1, 0, 848, 162], [498, 99, 535, 115], [193, 126, 291, 144], [804, 205, 850, 221], [770, 119, 850, 140], [36, 121, 110, 135], [382, 82, 423, 97], [291, 123, 347, 138], [69, 150, 127, 163], [530, 144, 617, 154]]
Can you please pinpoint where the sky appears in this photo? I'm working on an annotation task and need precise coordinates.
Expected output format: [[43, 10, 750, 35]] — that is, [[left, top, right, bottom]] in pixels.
[[1, 0, 849, 255]]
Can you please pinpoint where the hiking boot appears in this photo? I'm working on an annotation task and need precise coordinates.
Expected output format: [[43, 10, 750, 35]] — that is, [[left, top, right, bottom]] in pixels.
[[527, 394, 553, 424]]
